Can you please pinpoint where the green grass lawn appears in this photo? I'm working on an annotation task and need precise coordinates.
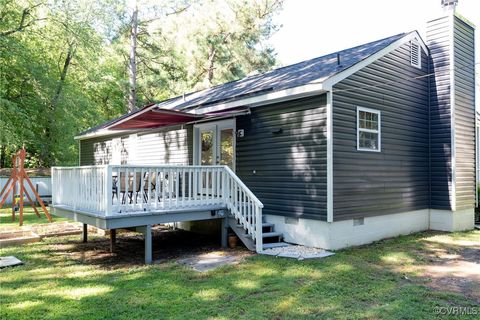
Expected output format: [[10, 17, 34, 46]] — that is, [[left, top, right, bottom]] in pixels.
[[1, 230, 479, 319], [0, 206, 67, 228]]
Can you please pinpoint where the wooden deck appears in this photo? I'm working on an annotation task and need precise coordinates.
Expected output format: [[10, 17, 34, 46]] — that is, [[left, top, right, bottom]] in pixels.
[[51, 165, 265, 263]]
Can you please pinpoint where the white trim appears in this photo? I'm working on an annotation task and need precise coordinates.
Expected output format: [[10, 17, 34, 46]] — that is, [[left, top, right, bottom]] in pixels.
[[194, 123, 217, 166], [449, 12, 457, 211], [326, 90, 333, 223], [410, 40, 421, 69], [193, 119, 236, 171], [476, 125, 479, 207], [356, 107, 381, 152], [75, 122, 194, 141], [75, 128, 136, 140], [186, 110, 250, 125], [194, 84, 328, 115]]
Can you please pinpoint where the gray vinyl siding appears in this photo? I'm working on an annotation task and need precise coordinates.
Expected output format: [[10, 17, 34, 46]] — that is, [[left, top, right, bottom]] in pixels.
[[80, 134, 123, 165], [236, 95, 328, 220], [332, 42, 430, 220], [79, 125, 193, 166], [427, 15, 476, 211], [453, 16, 476, 210], [135, 125, 193, 165], [427, 16, 454, 210]]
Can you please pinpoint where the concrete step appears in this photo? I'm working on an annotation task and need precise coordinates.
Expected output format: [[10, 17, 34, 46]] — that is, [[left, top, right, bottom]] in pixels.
[[263, 242, 290, 250]]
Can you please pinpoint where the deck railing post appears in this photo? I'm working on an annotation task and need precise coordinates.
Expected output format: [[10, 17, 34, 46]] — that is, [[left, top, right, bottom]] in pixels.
[[222, 167, 227, 206], [105, 165, 113, 216], [73, 168, 78, 211], [255, 206, 263, 252]]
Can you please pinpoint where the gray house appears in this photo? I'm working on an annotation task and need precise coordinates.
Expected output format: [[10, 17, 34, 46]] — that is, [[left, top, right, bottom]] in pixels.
[[52, 5, 476, 262]]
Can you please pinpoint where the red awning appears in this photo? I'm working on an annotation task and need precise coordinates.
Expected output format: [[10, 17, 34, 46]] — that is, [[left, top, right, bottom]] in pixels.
[[107, 107, 201, 130]]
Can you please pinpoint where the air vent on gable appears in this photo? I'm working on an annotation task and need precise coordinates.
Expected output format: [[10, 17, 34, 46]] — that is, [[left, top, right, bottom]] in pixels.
[[410, 40, 421, 69]]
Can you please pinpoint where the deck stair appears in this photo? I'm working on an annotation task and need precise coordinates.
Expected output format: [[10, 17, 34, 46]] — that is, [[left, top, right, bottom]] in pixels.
[[228, 215, 289, 251]]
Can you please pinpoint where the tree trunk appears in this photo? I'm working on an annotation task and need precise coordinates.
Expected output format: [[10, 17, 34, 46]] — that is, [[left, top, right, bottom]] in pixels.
[[207, 46, 217, 85], [128, 4, 138, 113], [51, 44, 75, 111], [0, 145, 5, 168], [41, 43, 75, 166]]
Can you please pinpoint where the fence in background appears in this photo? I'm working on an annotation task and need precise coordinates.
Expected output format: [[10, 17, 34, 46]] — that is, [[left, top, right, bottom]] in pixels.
[[0, 177, 51, 205]]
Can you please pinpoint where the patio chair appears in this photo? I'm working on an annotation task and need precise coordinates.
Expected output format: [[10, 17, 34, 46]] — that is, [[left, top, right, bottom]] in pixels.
[[148, 171, 180, 200], [118, 172, 143, 204]]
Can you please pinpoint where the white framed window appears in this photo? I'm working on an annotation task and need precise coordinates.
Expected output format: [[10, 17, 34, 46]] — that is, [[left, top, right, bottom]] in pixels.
[[357, 107, 381, 152], [410, 40, 421, 69]]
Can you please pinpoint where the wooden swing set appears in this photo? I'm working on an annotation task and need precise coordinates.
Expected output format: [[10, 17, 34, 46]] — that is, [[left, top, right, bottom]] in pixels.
[[0, 149, 52, 226]]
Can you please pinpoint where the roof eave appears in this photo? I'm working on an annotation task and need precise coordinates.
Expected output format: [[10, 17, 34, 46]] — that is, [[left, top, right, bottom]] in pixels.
[[74, 128, 136, 141], [322, 31, 427, 89], [192, 81, 329, 115]]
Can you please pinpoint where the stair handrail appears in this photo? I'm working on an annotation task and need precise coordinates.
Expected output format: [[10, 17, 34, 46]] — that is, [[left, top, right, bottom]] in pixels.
[[223, 166, 264, 252]]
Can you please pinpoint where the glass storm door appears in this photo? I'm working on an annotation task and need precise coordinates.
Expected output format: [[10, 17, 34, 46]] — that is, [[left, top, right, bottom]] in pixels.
[[196, 120, 235, 170], [199, 125, 216, 166]]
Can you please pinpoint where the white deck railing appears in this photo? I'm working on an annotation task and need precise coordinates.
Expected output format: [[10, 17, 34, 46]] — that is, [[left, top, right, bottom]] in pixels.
[[52, 165, 264, 251]]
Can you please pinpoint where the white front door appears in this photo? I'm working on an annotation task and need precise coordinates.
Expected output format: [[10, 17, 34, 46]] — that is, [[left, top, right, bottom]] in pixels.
[[194, 119, 235, 170]]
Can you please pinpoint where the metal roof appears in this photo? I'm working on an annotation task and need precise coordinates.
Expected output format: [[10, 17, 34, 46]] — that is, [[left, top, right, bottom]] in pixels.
[[77, 32, 407, 138]]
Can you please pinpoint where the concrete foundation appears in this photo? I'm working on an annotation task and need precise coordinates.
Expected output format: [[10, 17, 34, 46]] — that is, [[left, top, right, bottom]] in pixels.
[[265, 208, 475, 250]]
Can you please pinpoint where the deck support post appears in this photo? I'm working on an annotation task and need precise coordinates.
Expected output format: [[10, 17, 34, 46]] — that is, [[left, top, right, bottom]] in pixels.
[[221, 217, 229, 248], [82, 224, 88, 243], [145, 225, 152, 264], [110, 229, 116, 253], [137, 225, 153, 264]]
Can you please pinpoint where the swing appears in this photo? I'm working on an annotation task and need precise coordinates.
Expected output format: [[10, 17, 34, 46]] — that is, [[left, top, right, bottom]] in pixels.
[[0, 149, 52, 226]]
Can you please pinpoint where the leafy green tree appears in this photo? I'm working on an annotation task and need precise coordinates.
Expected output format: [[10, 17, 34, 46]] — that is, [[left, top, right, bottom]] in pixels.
[[0, 0, 283, 167]]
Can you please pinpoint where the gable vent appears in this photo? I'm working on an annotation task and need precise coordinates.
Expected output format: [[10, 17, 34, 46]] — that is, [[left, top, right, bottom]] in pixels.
[[410, 40, 421, 69]]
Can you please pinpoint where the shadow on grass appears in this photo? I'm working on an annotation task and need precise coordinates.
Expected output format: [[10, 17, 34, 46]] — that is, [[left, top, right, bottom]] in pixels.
[[1, 230, 479, 319]]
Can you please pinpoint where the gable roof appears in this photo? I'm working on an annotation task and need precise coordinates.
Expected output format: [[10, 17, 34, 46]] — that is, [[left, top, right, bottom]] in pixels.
[[168, 32, 407, 112], [77, 31, 426, 139]]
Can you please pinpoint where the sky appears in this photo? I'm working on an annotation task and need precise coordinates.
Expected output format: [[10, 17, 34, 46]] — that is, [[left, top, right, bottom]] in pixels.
[[270, 0, 480, 65]]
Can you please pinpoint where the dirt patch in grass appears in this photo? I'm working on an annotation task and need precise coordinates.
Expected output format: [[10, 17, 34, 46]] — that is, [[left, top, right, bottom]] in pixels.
[[391, 233, 480, 303], [53, 226, 250, 269], [421, 248, 480, 303]]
